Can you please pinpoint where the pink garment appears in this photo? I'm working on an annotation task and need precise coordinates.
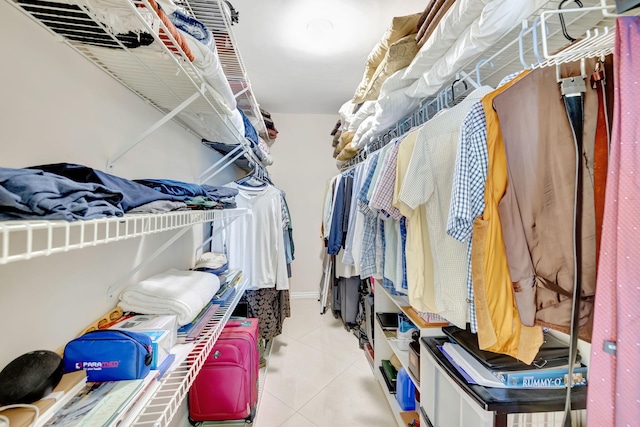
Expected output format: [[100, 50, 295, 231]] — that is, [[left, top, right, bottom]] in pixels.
[[587, 16, 640, 427]]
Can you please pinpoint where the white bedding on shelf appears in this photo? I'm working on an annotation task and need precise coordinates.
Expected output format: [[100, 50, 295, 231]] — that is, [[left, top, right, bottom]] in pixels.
[[347, 100, 376, 132], [119, 269, 220, 326], [402, 0, 492, 80], [81, 38, 245, 145], [349, 0, 549, 149], [75, 0, 156, 34], [182, 31, 237, 113]]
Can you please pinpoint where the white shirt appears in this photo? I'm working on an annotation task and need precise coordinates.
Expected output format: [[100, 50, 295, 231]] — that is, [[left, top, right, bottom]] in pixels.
[[226, 183, 289, 291]]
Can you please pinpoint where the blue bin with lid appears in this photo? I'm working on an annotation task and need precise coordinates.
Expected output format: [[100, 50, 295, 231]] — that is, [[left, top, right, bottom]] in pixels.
[[395, 367, 416, 411]]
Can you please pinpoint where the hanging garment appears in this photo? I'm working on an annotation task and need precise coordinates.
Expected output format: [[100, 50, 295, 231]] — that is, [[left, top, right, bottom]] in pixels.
[[393, 128, 437, 313], [343, 164, 367, 272], [399, 86, 493, 328], [327, 175, 348, 255], [397, 218, 408, 292], [321, 176, 339, 240], [382, 217, 399, 288], [591, 56, 615, 272], [492, 59, 598, 340], [357, 153, 381, 278], [472, 72, 544, 364], [447, 99, 491, 334], [370, 140, 403, 221], [587, 16, 640, 427], [225, 183, 289, 291], [241, 288, 291, 341], [342, 164, 365, 267]]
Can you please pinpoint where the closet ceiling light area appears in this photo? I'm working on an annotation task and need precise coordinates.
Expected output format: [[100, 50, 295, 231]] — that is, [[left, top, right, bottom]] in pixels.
[[228, 0, 427, 114]]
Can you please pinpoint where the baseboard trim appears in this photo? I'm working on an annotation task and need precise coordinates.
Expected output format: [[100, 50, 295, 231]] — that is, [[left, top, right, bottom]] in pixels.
[[290, 291, 320, 300]]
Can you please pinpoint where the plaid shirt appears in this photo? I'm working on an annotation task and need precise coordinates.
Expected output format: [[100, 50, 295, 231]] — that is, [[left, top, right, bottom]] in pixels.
[[446, 101, 488, 333], [446, 74, 520, 333], [370, 140, 403, 220], [357, 153, 380, 278]]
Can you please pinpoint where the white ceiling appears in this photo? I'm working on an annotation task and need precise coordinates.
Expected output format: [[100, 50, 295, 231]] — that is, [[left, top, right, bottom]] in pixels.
[[227, 0, 426, 115]]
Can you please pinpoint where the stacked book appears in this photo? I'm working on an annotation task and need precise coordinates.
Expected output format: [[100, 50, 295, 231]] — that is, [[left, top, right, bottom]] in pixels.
[[439, 326, 588, 389], [43, 372, 158, 427], [0, 371, 87, 427], [379, 359, 398, 394], [176, 270, 243, 343]]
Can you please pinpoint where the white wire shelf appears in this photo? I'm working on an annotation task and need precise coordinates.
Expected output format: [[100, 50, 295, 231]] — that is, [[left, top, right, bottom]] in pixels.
[[373, 363, 406, 427], [128, 275, 249, 427], [7, 0, 266, 170], [345, 0, 639, 169], [180, 0, 268, 139], [463, 0, 620, 89], [0, 208, 249, 265]]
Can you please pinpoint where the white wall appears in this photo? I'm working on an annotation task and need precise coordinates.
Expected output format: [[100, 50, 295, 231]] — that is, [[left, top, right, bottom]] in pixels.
[[0, 2, 242, 373], [266, 113, 340, 296]]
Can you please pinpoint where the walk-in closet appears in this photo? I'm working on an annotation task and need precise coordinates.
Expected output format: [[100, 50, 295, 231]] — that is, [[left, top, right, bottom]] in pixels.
[[0, 1, 638, 426]]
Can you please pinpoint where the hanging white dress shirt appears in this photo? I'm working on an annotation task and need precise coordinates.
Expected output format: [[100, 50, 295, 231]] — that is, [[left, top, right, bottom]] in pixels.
[[226, 183, 290, 291]]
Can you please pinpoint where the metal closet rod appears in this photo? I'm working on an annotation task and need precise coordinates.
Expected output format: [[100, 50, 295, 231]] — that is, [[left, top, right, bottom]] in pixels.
[[340, 69, 480, 172]]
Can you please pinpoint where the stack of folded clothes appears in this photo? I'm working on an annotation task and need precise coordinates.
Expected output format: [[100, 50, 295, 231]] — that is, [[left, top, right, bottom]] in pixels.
[[0, 163, 239, 221], [135, 178, 238, 210], [261, 108, 278, 141], [0, 167, 124, 221]]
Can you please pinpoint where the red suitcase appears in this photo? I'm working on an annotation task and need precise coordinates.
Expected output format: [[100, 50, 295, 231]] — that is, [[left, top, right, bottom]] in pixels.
[[188, 318, 259, 424]]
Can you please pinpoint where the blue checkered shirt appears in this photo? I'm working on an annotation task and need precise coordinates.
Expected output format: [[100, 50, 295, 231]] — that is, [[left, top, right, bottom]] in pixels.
[[357, 153, 380, 278], [446, 100, 488, 333]]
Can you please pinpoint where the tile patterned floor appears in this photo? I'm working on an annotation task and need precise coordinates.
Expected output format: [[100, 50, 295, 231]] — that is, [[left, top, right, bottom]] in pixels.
[[255, 298, 396, 427]]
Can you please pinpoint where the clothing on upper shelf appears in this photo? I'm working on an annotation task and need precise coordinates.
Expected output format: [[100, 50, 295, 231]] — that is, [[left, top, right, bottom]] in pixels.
[[29, 163, 239, 213], [0, 167, 124, 221], [128, 200, 188, 213], [33, 163, 185, 211]]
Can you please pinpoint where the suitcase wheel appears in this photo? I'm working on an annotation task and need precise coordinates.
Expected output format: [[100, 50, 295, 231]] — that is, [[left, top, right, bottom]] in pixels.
[[187, 416, 202, 427], [245, 404, 257, 423]]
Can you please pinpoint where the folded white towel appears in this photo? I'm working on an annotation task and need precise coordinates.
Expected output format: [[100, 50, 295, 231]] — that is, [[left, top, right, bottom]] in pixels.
[[119, 269, 220, 326]]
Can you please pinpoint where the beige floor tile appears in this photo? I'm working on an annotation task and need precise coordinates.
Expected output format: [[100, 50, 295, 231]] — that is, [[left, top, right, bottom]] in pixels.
[[264, 335, 350, 410], [253, 391, 295, 427], [258, 298, 395, 426], [297, 356, 397, 427], [280, 299, 326, 339], [278, 413, 318, 427], [297, 318, 364, 364]]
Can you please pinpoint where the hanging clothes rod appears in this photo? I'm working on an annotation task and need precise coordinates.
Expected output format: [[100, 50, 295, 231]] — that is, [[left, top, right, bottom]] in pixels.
[[339, 0, 631, 173], [340, 70, 479, 172]]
